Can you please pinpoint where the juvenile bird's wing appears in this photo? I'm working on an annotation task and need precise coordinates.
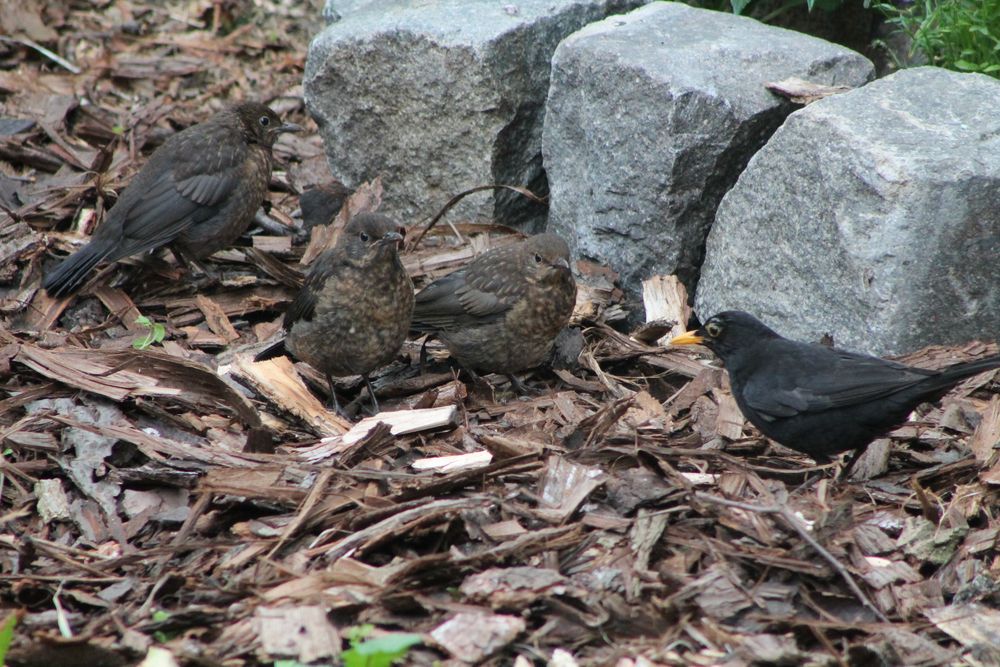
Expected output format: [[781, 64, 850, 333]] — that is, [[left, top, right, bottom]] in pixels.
[[413, 256, 526, 331], [101, 125, 247, 260], [282, 249, 349, 328], [742, 344, 934, 421]]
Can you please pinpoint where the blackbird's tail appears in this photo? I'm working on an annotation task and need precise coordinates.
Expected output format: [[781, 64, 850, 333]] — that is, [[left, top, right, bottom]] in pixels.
[[254, 339, 288, 362], [929, 354, 1000, 393], [42, 241, 115, 298]]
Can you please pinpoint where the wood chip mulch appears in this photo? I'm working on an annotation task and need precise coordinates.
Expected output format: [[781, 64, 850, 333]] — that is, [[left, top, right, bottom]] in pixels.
[[2, 1, 1000, 665]]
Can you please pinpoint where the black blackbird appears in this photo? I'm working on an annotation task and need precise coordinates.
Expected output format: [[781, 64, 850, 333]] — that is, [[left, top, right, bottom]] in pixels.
[[411, 233, 577, 390], [671, 310, 1000, 463], [43, 102, 301, 297], [255, 212, 413, 414]]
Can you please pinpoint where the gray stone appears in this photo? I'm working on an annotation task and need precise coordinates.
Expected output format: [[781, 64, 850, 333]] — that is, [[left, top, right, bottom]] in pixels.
[[543, 2, 873, 309], [696, 67, 1000, 356], [305, 0, 645, 230]]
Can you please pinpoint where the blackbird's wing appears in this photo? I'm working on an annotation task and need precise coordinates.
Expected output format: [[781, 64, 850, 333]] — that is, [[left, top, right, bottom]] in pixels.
[[413, 255, 524, 330], [741, 342, 935, 421], [283, 248, 345, 328], [102, 126, 245, 260]]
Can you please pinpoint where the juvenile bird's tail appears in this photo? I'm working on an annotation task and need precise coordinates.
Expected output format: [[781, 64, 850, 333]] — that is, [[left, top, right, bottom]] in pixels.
[[254, 339, 288, 362], [42, 241, 115, 298]]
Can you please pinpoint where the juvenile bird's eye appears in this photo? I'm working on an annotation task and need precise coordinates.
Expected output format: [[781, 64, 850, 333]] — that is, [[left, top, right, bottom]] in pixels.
[[360, 232, 370, 242], [705, 322, 722, 338], [534, 253, 543, 263], [259, 115, 270, 127]]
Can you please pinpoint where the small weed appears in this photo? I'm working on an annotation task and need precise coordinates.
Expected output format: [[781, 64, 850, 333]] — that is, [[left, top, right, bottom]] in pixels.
[[342, 625, 422, 667], [682, 0, 848, 19], [872, 0, 1000, 77], [133, 315, 166, 350], [0, 612, 18, 665]]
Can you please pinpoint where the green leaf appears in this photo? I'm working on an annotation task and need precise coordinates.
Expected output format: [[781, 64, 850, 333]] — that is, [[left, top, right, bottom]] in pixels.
[[729, 0, 753, 15], [345, 624, 375, 645], [342, 633, 422, 667], [953, 59, 981, 70], [133, 315, 166, 350], [151, 610, 171, 623], [0, 613, 18, 664]]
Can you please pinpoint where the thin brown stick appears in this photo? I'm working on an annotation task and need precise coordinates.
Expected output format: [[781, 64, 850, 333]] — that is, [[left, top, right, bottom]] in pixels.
[[408, 184, 547, 250]]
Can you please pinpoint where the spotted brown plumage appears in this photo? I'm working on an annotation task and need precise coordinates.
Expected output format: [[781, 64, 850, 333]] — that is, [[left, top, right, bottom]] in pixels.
[[411, 233, 577, 388], [43, 102, 301, 297], [255, 212, 414, 414]]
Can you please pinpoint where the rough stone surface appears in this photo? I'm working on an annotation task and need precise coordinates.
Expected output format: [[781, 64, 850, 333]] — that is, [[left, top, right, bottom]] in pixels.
[[306, 0, 645, 230], [696, 67, 1000, 356], [543, 2, 873, 309]]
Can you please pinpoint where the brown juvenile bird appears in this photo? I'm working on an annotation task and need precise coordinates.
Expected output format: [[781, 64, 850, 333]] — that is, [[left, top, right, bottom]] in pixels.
[[255, 212, 413, 414], [411, 233, 577, 391], [43, 102, 301, 297], [671, 310, 1000, 465]]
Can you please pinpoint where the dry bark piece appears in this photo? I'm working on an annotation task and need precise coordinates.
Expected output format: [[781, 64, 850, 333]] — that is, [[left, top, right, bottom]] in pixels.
[[340, 405, 459, 445], [925, 602, 1000, 650], [232, 354, 347, 436], [766, 77, 854, 104], [255, 606, 340, 662], [641, 274, 690, 345], [430, 611, 525, 663], [411, 450, 492, 472]]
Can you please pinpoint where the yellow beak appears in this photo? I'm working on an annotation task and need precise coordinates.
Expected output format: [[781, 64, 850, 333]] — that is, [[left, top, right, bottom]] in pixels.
[[670, 329, 705, 346]]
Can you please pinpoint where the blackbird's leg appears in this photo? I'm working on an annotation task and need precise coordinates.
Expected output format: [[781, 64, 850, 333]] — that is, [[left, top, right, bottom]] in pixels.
[[362, 374, 380, 414], [325, 373, 343, 414], [838, 446, 869, 481]]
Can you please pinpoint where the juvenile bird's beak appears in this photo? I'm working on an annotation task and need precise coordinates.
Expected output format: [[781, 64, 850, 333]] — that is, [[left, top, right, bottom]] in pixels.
[[670, 329, 705, 346], [553, 257, 570, 270], [379, 231, 404, 245], [278, 122, 303, 134]]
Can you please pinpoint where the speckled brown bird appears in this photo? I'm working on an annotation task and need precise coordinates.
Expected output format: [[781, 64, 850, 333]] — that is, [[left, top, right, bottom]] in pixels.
[[255, 212, 413, 414], [411, 233, 577, 390], [43, 102, 301, 297]]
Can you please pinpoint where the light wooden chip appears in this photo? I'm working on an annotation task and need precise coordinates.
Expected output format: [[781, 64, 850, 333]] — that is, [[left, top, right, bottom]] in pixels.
[[251, 235, 293, 253], [411, 450, 492, 472], [766, 77, 854, 104], [338, 405, 458, 445], [255, 606, 340, 662], [537, 455, 605, 522], [231, 354, 347, 436], [430, 611, 525, 663], [641, 274, 691, 344]]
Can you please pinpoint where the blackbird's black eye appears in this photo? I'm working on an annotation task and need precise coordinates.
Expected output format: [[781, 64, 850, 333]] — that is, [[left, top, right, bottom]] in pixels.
[[705, 321, 723, 338], [360, 232, 370, 242], [259, 115, 270, 127], [534, 253, 543, 264]]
